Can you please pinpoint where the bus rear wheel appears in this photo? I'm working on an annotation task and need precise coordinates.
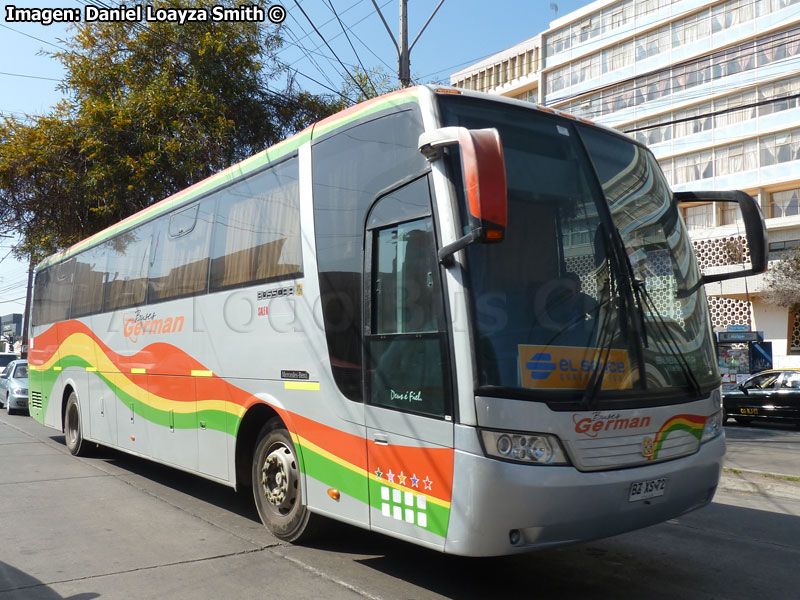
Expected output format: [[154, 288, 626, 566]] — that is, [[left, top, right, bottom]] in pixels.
[[252, 419, 316, 542], [64, 392, 89, 456]]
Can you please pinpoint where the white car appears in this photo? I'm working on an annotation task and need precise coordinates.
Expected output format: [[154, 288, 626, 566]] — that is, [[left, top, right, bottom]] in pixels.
[[0, 360, 29, 415]]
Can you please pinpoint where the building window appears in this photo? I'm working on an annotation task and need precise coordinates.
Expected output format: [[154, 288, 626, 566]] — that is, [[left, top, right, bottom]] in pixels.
[[758, 76, 800, 116], [715, 139, 758, 176], [674, 102, 712, 138], [712, 0, 754, 33], [684, 204, 713, 230], [672, 10, 710, 48], [760, 130, 800, 167], [770, 189, 800, 218], [715, 90, 757, 128]]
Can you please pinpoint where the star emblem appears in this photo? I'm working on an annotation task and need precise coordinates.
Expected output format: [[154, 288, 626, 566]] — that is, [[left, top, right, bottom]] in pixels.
[[374, 467, 382, 479], [411, 473, 419, 488], [398, 472, 407, 485], [423, 476, 432, 490], [386, 469, 395, 483]]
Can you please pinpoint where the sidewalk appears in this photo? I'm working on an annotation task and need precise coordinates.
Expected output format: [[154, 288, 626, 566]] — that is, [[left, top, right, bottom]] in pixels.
[[719, 424, 800, 500]]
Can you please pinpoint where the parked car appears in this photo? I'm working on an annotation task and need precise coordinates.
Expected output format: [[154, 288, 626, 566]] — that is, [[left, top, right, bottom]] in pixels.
[[723, 369, 800, 426], [0, 353, 17, 369], [0, 360, 28, 415]]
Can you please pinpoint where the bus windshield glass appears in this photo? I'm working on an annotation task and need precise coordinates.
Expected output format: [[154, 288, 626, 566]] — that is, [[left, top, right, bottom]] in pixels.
[[438, 96, 718, 401]]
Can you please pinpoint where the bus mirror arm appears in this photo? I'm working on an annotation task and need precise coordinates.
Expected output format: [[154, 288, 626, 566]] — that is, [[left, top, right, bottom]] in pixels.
[[437, 228, 482, 266], [419, 127, 508, 265], [673, 190, 768, 285]]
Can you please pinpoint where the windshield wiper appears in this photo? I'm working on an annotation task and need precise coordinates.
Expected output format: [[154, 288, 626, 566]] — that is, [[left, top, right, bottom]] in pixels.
[[634, 279, 703, 399]]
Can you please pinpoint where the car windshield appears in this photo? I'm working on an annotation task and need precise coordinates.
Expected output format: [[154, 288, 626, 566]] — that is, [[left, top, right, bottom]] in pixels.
[[13, 365, 28, 379], [438, 96, 718, 402]]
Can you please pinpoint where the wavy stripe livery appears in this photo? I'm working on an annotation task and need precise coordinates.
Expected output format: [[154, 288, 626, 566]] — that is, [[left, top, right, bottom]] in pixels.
[[650, 414, 708, 460], [37, 88, 421, 271], [30, 319, 453, 537]]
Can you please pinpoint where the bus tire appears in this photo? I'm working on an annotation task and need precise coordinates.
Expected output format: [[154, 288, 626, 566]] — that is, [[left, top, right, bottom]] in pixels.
[[64, 392, 89, 456], [252, 419, 316, 542]]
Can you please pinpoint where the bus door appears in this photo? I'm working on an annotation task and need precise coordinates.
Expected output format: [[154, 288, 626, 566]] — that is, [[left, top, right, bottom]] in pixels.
[[363, 176, 455, 548]]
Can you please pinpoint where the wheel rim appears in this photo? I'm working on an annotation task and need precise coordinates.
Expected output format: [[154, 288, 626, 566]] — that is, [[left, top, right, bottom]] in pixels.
[[66, 402, 79, 446], [260, 442, 298, 516]]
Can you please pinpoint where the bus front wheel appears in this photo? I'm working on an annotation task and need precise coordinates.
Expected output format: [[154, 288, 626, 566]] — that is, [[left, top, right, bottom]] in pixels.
[[64, 392, 89, 456], [252, 419, 316, 542]]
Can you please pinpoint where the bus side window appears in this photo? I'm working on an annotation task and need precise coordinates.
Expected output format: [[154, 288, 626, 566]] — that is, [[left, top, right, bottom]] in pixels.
[[209, 157, 302, 291], [72, 244, 107, 318], [148, 199, 214, 302], [33, 259, 75, 327], [365, 178, 452, 419], [104, 225, 152, 312]]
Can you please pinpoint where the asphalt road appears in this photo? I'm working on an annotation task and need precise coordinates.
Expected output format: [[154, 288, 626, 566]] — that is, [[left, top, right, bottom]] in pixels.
[[2, 413, 799, 600]]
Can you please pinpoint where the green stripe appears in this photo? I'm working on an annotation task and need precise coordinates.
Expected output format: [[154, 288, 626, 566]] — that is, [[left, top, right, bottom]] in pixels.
[[37, 90, 422, 271], [298, 444, 370, 504], [32, 359, 240, 436]]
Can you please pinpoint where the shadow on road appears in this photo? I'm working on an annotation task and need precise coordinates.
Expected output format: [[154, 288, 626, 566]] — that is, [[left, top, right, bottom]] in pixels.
[[0, 562, 99, 600]]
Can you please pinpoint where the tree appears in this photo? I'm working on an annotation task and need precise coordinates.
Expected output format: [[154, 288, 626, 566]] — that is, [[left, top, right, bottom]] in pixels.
[[762, 248, 800, 311], [0, 0, 341, 256]]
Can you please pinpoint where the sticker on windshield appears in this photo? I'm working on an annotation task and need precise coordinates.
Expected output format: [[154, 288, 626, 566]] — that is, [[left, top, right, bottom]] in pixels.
[[556, 125, 570, 136], [519, 345, 633, 390]]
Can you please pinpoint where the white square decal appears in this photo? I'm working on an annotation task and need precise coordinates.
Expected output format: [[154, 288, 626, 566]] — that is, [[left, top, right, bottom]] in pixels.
[[381, 486, 390, 501], [417, 512, 427, 528], [393, 488, 402, 503], [404, 491, 414, 506], [393, 505, 402, 520], [405, 509, 415, 523], [382, 503, 391, 517], [417, 495, 426, 510]]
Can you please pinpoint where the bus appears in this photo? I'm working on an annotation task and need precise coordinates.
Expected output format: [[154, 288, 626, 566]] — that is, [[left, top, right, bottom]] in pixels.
[[27, 86, 767, 556]]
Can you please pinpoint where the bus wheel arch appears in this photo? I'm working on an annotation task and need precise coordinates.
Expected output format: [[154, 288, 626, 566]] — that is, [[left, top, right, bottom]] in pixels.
[[234, 402, 282, 491]]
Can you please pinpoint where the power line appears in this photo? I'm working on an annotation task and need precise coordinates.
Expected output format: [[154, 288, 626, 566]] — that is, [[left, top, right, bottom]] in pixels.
[[0, 22, 68, 51], [325, 0, 378, 95], [0, 71, 61, 82], [292, 0, 370, 98]]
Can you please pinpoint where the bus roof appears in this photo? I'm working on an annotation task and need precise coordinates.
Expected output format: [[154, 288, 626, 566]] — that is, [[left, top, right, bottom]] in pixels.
[[35, 84, 612, 272], [36, 86, 425, 271]]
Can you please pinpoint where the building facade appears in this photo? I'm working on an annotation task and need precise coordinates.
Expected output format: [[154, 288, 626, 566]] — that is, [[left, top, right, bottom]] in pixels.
[[452, 0, 800, 372], [1, 313, 22, 354]]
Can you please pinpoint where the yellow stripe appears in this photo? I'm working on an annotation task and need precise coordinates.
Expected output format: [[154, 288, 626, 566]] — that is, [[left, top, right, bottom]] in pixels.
[[53, 366, 62, 371], [191, 370, 213, 377], [131, 368, 146, 374], [85, 367, 97, 372], [284, 381, 320, 391]]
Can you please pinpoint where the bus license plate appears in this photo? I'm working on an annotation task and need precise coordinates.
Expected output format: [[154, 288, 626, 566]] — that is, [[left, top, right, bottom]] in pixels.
[[629, 478, 667, 502], [740, 408, 758, 415]]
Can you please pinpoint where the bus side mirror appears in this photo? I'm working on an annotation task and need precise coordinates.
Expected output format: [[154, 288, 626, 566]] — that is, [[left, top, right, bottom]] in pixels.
[[674, 190, 768, 284], [419, 127, 507, 264]]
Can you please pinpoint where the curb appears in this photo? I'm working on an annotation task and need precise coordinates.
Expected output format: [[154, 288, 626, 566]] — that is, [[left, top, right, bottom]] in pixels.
[[719, 470, 800, 500]]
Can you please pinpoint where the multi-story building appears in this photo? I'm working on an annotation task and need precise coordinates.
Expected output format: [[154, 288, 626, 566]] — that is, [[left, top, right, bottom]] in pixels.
[[452, 0, 800, 372]]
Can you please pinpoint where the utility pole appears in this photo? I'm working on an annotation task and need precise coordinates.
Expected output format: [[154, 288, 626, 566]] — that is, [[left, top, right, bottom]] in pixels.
[[371, 0, 445, 87], [20, 255, 33, 359], [399, 0, 410, 87]]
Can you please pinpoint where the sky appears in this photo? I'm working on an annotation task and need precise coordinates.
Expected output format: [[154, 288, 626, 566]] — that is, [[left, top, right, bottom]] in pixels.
[[0, 0, 595, 316]]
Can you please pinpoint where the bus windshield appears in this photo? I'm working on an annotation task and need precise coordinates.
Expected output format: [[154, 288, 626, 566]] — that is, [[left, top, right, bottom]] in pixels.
[[438, 96, 719, 402]]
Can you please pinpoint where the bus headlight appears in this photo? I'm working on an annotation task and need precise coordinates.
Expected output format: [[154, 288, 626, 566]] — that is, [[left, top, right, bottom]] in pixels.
[[480, 430, 570, 465], [701, 410, 723, 443]]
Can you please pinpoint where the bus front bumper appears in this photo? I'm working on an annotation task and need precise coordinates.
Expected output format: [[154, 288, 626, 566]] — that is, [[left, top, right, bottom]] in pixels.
[[443, 432, 724, 556]]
